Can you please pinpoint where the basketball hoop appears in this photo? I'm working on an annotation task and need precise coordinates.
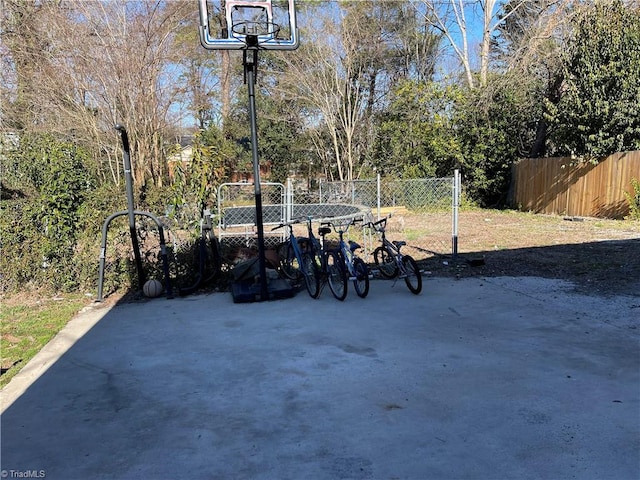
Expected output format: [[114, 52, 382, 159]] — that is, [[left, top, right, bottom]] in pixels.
[[231, 21, 281, 47], [197, 0, 298, 51]]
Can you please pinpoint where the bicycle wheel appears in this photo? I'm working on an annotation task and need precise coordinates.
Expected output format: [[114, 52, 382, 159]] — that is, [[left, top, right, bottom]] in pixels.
[[374, 246, 398, 278], [302, 252, 321, 298], [278, 241, 300, 280], [402, 255, 422, 294], [352, 257, 370, 298], [326, 251, 347, 301]]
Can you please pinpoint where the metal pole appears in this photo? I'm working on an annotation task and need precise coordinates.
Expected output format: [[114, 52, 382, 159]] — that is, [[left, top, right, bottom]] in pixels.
[[377, 173, 381, 220], [286, 177, 293, 223], [97, 211, 125, 302], [452, 169, 460, 260], [96, 210, 172, 301], [115, 125, 145, 287], [245, 48, 269, 300]]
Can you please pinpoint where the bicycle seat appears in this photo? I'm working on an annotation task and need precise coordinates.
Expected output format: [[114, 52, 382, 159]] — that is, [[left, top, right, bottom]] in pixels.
[[392, 240, 407, 248], [318, 226, 331, 236], [349, 240, 362, 252]]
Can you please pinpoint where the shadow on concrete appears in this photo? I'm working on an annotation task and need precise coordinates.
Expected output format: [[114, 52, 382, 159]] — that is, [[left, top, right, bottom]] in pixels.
[[424, 238, 640, 296]]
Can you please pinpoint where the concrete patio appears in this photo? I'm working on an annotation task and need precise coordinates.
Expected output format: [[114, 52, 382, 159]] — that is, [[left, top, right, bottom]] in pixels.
[[1, 276, 638, 479]]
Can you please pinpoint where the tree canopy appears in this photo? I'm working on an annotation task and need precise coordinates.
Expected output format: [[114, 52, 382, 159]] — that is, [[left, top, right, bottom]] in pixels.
[[1, 0, 638, 203], [548, 0, 640, 159]]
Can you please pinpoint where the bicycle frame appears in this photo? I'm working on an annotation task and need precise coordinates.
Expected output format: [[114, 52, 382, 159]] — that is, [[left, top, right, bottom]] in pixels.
[[369, 217, 404, 269], [337, 228, 358, 278], [382, 233, 407, 272], [304, 216, 348, 301], [304, 217, 331, 271]]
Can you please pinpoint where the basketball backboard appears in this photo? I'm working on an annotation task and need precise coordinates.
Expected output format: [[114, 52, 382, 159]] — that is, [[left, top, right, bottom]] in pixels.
[[197, 0, 299, 50]]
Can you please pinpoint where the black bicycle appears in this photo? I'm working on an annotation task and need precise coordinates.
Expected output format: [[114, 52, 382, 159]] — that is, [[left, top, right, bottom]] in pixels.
[[367, 216, 422, 294], [304, 216, 348, 301]]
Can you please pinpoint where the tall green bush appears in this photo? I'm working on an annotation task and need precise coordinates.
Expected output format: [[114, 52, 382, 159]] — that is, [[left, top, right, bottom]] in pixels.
[[0, 199, 45, 292], [453, 78, 536, 207], [625, 178, 640, 221], [372, 81, 463, 179], [548, 1, 640, 159], [170, 128, 227, 218], [1, 134, 94, 292]]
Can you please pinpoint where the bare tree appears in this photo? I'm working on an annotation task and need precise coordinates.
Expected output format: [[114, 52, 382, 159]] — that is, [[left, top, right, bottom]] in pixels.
[[75, 0, 192, 188], [0, 0, 60, 131], [417, 0, 531, 88], [278, 12, 361, 181], [278, 2, 439, 181], [1, 0, 192, 189], [493, 0, 575, 157]]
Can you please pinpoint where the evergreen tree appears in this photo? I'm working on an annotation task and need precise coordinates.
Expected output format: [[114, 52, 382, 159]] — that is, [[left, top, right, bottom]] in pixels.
[[549, 1, 640, 159]]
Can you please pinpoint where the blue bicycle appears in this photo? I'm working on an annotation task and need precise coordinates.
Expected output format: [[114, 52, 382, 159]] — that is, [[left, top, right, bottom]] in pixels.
[[273, 220, 320, 298]]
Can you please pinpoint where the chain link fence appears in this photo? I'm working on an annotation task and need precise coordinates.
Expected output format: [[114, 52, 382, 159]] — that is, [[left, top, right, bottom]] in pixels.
[[215, 182, 287, 266], [316, 177, 454, 213], [215, 173, 460, 267], [311, 175, 459, 262], [96, 173, 460, 296]]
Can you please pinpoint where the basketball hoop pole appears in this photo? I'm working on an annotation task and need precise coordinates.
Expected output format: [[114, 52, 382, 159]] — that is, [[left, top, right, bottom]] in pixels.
[[196, 0, 299, 301], [243, 44, 269, 300]]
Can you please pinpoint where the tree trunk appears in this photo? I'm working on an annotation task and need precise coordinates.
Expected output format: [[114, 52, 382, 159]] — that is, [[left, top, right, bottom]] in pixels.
[[479, 1, 494, 88], [529, 119, 548, 158]]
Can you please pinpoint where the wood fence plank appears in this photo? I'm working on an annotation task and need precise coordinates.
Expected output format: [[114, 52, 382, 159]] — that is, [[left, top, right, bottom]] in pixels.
[[511, 151, 640, 219]]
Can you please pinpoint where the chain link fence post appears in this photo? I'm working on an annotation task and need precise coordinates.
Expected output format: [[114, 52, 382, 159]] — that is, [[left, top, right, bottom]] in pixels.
[[452, 169, 460, 260]]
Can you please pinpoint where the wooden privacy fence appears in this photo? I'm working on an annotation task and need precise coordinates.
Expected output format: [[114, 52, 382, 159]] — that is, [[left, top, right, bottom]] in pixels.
[[510, 151, 640, 219]]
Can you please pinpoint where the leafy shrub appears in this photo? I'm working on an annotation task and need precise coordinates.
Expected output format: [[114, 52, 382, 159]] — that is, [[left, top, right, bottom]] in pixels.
[[39, 142, 92, 288], [0, 199, 46, 293], [548, 1, 640, 159], [453, 81, 534, 207], [1, 134, 94, 293], [625, 178, 640, 221]]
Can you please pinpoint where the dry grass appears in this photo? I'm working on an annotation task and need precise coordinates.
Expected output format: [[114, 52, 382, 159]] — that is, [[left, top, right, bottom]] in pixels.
[[418, 209, 640, 296]]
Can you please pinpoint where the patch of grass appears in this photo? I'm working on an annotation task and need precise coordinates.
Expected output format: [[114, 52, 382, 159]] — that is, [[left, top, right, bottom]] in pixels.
[[404, 229, 424, 242], [1, 293, 88, 388]]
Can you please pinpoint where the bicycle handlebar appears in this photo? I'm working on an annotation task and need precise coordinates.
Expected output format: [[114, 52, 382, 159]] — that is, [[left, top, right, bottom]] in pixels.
[[271, 217, 306, 231], [365, 217, 388, 231], [327, 220, 353, 233], [275, 215, 367, 233], [328, 215, 363, 227], [271, 223, 293, 231]]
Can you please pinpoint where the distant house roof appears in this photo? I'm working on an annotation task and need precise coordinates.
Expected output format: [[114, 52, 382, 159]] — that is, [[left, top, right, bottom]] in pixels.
[[168, 135, 194, 163], [176, 135, 194, 149]]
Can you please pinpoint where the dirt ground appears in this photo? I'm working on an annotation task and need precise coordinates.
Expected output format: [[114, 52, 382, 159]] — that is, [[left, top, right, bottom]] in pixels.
[[216, 209, 639, 298], [417, 210, 640, 297]]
